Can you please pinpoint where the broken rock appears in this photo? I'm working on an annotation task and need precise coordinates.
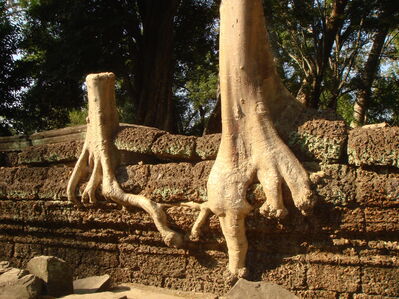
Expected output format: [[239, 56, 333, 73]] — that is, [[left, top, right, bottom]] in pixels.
[[0, 262, 11, 275], [222, 278, 298, 299], [27, 255, 73, 297], [73, 274, 111, 294], [0, 267, 42, 299]]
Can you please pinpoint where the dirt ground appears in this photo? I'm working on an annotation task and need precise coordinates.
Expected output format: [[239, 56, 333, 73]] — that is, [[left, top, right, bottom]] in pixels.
[[60, 283, 218, 299]]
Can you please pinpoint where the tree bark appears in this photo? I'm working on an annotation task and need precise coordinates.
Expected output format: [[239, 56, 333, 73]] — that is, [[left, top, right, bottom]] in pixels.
[[203, 83, 222, 135], [67, 73, 182, 248], [351, 26, 389, 127], [186, 0, 314, 278], [297, 0, 348, 108], [134, 0, 179, 132]]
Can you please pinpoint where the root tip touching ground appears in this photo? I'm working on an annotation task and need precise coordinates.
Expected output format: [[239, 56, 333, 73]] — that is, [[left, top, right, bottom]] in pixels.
[[162, 231, 184, 249], [223, 267, 248, 286], [296, 190, 316, 216], [259, 203, 288, 220]]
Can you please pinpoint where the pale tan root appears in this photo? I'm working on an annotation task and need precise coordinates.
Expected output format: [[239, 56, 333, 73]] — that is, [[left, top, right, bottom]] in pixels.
[[66, 148, 89, 205], [189, 0, 315, 276], [180, 202, 211, 241], [67, 72, 182, 248], [219, 212, 248, 278]]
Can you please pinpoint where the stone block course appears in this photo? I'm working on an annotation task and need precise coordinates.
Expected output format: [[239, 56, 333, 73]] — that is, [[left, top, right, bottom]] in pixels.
[[195, 134, 220, 160], [151, 134, 196, 160], [18, 141, 82, 165], [364, 208, 399, 233], [307, 264, 361, 293], [317, 164, 357, 206], [288, 119, 347, 163], [0, 123, 398, 298], [294, 290, 337, 299], [115, 125, 164, 154], [362, 267, 399, 297], [348, 127, 399, 168], [260, 262, 307, 290], [356, 168, 399, 207]]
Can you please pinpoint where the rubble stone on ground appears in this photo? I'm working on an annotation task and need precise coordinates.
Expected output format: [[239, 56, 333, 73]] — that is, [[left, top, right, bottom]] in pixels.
[[27, 255, 73, 297]]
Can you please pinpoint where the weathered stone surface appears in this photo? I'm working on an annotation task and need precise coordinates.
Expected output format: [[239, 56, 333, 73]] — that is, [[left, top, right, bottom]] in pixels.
[[288, 119, 347, 163], [294, 290, 337, 299], [18, 141, 82, 165], [27, 255, 73, 297], [356, 168, 399, 207], [348, 127, 399, 168], [38, 166, 71, 200], [313, 205, 365, 233], [0, 151, 19, 166], [115, 125, 164, 154], [5, 167, 48, 200], [0, 244, 13, 262], [195, 134, 220, 160], [151, 134, 196, 160], [222, 278, 298, 299], [0, 273, 42, 299], [29, 125, 86, 146], [73, 274, 111, 294], [0, 135, 31, 152], [316, 164, 357, 206], [354, 294, 399, 299], [144, 163, 196, 203], [364, 207, 399, 233], [362, 267, 399, 297], [261, 262, 306, 290], [307, 264, 360, 292], [1, 123, 399, 298]]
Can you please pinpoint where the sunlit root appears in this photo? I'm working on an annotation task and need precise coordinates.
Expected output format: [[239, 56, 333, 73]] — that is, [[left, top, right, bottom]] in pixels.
[[188, 0, 315, 277], [181, 202, 211, 241], [66, 72, 182, 248]]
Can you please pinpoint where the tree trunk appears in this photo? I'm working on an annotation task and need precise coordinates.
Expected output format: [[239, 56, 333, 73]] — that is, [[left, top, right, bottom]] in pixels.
[[203, 83, 222, 135], [351, 26, 389, 127], [134, 0, 179, 132], [67, 73, 182, 248], [296, 0, 348, 108], [186, 0, 314, 279]]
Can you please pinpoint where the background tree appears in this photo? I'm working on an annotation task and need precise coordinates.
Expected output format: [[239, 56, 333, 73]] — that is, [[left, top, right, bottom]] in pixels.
[[1, 0, 398, 134], [5, 0, 218, 134], [0, 0, 21, 135], [263, 0, 399, 125], [351, 0, 399, 126]]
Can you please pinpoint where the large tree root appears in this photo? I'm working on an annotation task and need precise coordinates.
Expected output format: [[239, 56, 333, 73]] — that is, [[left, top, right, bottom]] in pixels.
[[67, 73, 182, 248], [186, 0, 315, 278]]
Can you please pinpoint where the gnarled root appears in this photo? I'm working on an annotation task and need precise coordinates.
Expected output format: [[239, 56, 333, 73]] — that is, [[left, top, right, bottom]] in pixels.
[[66, 72, 182, 248], [185, 0, 316, 277]]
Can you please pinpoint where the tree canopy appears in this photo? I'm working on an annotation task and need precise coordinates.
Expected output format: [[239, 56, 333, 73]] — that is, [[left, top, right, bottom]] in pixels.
[[0, 0, 398, 136]]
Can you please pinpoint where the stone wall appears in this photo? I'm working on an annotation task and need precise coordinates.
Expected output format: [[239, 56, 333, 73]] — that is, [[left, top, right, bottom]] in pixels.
[[0, 122, 398, 298]]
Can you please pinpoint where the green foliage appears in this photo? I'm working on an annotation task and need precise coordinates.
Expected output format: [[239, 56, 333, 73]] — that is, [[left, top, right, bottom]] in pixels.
[[2, 0, 221, 134], [177, 61, 218, 135], [336, 95, 355, 125], [174, 0, 219, 135], [368, 74, 399, 125], [67, 108, 87, 127], [0, 0, 21, 135], [1, 0, 398, 134]]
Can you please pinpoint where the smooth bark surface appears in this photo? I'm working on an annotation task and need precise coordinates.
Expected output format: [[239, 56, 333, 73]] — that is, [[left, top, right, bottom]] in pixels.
[[134, 0, 179, 132], [67, 73, 182, 249], [352, 26, 388, 127], [187, 0, 314, 278]]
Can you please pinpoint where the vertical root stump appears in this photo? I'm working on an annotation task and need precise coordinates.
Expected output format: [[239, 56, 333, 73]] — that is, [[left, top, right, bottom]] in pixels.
[[67, 72, 183, 248]]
